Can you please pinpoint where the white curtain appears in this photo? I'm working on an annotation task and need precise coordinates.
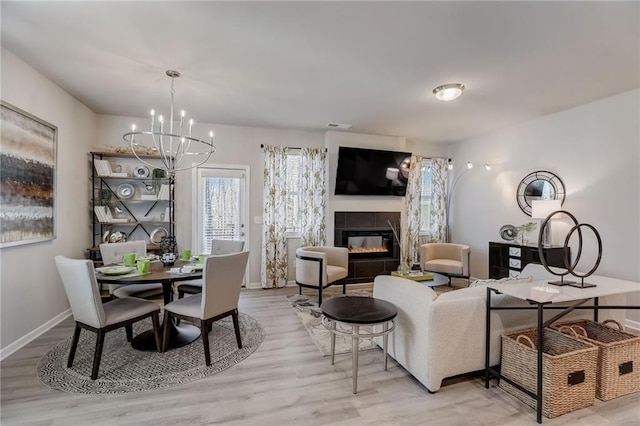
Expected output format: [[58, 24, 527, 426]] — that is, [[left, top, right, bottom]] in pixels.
[[300, 148, 327, 247], [261, 145, 288, 288], [402, 155, 424, 267], [429, 158, 448, 243]]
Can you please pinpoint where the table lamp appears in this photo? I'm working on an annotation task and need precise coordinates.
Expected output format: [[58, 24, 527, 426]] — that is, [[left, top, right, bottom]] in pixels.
[[532, 199, 562, 247]]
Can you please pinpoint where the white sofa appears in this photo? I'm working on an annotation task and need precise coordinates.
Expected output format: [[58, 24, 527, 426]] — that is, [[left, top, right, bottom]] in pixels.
[[373, 264, 628, 392]]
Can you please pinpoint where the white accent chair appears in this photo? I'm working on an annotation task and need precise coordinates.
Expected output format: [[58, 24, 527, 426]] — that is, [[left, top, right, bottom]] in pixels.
[[420, 243, 470, 284], [176, 239, 245, 299], [295, 246, 349, 306], [99, 241, 163, 299], [55, 256, 161, 380], [162, 251, 250, 366]]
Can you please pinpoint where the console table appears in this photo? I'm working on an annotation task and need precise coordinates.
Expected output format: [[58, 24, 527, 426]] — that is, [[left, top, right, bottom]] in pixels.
[[484, 277, 640, 423], [488, 242, 568, 279]]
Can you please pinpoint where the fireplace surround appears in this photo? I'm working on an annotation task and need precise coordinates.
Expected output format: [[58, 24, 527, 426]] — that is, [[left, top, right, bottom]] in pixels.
[[334, 211, 400, 284]]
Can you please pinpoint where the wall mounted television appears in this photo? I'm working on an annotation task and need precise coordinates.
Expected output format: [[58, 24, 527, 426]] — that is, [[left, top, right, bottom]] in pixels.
[[335, 146, 412, 196]]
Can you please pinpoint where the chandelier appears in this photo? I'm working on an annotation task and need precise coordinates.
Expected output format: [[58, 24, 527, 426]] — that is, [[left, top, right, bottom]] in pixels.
[[123, 70, 216, 176]]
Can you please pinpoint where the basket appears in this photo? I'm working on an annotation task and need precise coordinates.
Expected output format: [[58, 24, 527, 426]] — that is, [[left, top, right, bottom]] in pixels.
[[552, 319, 640, 401], [500, 328, 598, 418]]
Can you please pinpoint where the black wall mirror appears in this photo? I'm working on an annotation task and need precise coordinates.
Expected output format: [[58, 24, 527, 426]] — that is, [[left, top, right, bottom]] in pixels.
[[516, 170, 565, 216]]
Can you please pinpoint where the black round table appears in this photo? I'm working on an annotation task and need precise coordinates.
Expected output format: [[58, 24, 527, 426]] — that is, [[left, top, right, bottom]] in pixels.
[[321, 296, 397, 394], [96, 260, 202, 351]]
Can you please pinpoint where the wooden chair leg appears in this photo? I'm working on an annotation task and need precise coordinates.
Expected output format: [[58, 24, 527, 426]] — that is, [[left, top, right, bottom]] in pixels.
[[67, 323, 81, 368], [299, 285, 302, 295], [91, 330, 106, 380], [232, 310, 242, 349], [125, 324, 133, 342], [342, 280, 346, 294], [151, 312, 162, 352], [201, 319, 211, 366], [161, 310, 172, 352], [318, 287, 323, 306]]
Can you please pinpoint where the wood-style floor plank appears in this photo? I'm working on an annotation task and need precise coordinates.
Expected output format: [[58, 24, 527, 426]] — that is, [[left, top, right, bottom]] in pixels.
[[1, 286, 638, 425]]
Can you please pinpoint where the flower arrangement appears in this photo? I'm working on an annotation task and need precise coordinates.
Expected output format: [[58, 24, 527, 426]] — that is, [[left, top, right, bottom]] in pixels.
[[516, 222, 537, 245]]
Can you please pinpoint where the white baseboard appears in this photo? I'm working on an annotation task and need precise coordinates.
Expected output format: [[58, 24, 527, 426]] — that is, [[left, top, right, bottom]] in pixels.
[[625, 319, 640, 333], [0, 309, 72, 361]]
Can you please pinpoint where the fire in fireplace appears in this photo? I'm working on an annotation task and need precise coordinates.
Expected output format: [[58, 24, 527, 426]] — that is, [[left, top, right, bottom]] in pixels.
[[342, 229, 394, 258]]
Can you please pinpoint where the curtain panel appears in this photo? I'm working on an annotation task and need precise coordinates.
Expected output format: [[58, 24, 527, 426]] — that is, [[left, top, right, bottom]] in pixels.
[[402, 154, 424, 267], [428, 158, 448, 243], [300, 148, 327, 247], [261, 145, 288, 288]]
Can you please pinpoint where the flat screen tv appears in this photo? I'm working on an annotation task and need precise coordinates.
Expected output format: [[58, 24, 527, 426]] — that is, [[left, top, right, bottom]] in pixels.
[[335, 146, 412, 196]]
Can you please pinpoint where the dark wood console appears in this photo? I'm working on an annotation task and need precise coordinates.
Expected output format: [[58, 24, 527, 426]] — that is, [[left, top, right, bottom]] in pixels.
[[488, 242, 569, 279]]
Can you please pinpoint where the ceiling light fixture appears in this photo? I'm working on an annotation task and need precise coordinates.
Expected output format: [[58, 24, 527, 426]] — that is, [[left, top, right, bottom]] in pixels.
[[432, 83, 465, 102], [123, 70, 216, 176]]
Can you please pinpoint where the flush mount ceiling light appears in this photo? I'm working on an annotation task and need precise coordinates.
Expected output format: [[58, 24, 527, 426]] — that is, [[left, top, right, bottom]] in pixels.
[[432, 83, 465, 101]]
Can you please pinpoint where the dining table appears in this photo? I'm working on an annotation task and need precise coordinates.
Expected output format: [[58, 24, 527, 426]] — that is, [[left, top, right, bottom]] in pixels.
[[95, 258, 203, 351]]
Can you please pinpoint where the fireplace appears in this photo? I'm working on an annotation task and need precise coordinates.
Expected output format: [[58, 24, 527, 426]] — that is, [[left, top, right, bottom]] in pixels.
[[343, 229, 394, 258], [335, 211, 400, 284]]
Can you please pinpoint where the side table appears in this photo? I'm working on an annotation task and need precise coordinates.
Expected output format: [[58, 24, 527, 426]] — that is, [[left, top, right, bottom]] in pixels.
[[321, 296, 397, 394]]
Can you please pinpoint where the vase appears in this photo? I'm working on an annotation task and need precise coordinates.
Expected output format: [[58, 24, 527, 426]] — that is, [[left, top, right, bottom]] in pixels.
[[397, 261, 410, 276]]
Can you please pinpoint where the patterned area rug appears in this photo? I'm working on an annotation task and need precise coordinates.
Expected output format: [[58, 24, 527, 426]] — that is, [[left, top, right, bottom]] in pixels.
[[38, 312, 264, 394], [286, 289, 378, 356]]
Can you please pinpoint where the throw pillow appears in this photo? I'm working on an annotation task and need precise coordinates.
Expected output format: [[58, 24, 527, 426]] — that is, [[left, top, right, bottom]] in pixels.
[[470, 276, 533, 287]]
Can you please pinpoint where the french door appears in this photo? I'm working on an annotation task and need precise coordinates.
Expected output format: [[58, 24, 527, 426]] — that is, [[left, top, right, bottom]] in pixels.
[[193, 165, 249, 277]]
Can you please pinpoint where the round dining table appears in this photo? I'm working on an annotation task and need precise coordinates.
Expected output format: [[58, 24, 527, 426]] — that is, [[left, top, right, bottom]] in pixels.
[[96, 259, 202, 351]]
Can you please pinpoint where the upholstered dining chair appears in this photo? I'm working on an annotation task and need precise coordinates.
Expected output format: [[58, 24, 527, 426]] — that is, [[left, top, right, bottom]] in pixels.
[[99, 241, 163, 299], [162, 251, 250, 366], [420, 243, 471, 284], [54, 256, 161, 380], [295, 246, 349, 306], [176, 239, 245, 299]]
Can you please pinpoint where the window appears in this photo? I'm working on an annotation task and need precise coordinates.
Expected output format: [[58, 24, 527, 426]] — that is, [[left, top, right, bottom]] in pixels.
[[285, 151, 302, 234], [419, 160, 433, 233]]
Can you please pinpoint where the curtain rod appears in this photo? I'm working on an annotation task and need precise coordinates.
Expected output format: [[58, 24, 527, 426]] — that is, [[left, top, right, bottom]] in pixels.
[[260, 144, 327, 152]]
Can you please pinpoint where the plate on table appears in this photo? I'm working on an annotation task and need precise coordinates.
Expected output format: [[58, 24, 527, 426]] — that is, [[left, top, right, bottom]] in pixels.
[[184, 263, 204, 271], [96, 266, 135, 276], [136, 254, 157, 262]]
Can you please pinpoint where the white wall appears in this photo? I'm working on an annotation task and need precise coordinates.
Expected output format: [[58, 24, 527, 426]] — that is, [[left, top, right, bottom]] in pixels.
[[447, 90, 640, 321], [96, 116, 325, 284], [1, 49, 98, 353]]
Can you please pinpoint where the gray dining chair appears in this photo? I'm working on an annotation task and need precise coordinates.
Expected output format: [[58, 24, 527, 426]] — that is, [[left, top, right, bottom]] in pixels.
[[176, 239, 245, 299], [99, 241, 163, 299], [54, 256, 161, 380], [162, 251, 250, 366]]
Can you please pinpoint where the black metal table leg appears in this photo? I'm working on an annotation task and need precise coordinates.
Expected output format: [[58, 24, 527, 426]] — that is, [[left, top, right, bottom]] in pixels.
[[593, 297, 599, 322], [536, 303, 543, 424], [485, 287, 491, 388]]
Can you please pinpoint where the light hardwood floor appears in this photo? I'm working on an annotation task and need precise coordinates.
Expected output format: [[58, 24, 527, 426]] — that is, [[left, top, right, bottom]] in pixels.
[[1, 286, 639, 425]]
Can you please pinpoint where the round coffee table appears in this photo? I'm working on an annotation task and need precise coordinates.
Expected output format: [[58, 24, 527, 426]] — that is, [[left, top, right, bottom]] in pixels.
[[321, 296, 397, 394]]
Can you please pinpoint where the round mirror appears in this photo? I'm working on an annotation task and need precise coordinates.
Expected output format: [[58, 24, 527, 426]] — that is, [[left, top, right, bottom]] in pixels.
[[516, 171, 565, 216]]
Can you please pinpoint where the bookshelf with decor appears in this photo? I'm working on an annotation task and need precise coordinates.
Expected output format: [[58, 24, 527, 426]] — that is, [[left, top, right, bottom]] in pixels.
[[88, 151, 174, 263]]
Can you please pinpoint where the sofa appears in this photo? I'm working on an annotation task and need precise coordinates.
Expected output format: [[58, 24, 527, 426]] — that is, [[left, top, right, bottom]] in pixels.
[[373, 263, 628, 392]]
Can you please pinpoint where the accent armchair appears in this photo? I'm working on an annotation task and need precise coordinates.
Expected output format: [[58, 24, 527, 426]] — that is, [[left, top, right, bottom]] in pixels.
[[420, 243, 470, 284], [295, 246, 349, 306]]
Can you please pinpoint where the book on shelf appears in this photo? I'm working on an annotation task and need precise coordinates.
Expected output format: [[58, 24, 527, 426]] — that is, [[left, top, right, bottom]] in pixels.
[[158, 184, 170, 200], [94, 159, 112, 177]]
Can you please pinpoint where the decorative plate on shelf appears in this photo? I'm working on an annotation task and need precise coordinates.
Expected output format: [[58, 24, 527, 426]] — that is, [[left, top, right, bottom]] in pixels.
[[150, 227, 168, 244], [133, 165, 150, 178], [116, 183, 135, 199]]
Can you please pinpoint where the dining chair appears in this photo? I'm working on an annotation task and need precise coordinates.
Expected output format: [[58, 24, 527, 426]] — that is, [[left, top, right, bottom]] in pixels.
[[54, 256, 162, 380], [99, 241, 163, 299], [176, 239, 245, 299], [162, 251, 250, 366], [295, 246, 349, 306]]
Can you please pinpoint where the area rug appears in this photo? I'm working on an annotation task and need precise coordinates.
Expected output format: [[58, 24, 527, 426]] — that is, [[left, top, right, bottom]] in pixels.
[[37, 312, 264, 394], [286, 289, 378, 357]]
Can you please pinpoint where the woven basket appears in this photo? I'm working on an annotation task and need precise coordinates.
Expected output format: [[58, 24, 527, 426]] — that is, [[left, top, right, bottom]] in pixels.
[[500, 328, 597, 418], [553, 319, 640, 401]]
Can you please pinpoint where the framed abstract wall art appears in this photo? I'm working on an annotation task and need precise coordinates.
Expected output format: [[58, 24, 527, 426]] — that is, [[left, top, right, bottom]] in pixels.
[[1, 101, 57, 247]]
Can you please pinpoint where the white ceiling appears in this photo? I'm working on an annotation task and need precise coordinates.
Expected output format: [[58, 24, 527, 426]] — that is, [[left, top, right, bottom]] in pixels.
[[2, 1, 638, 144]]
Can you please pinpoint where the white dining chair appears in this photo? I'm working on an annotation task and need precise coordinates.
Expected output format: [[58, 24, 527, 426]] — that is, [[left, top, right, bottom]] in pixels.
[[99, 241, 163, 299], [55, 256, 161, 380], [162, 251, 250, 366]]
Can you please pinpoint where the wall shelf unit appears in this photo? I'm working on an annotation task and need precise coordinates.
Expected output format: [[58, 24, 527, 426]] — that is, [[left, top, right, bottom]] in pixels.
[[88, 152, 174, 262]]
